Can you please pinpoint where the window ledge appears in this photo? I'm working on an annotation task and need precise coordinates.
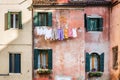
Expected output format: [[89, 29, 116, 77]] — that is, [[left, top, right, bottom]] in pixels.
[[9, 73, 22, 75], [88, 71, 103, 77], [86, 31, 103, 33]]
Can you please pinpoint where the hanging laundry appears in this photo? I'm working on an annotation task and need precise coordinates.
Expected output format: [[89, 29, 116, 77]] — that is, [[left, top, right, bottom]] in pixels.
[[44, 28, 52, 40], [36, 27, 40, 35], [68, 28, 73, 38], [36, 27, 43, 35], [57, 28, 64, 40], [64, 28, 69, 39], [51, 28, 58, 40], [42, 27, 47, 35], [72, 28, 77, 38]]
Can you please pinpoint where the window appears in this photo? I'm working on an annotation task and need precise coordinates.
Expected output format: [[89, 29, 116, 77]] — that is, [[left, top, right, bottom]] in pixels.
[[86, 17, 103, 31], [33, 12, 52, 26], [34, 49, 52, 69], [112, 46, 118, 69], [9, 54, 21, 73], [90, 53, 100, 71], [7, 11, 22, 29], [85, 52, 104, 72]]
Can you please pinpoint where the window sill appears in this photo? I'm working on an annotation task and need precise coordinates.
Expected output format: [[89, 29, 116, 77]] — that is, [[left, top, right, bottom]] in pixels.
[[86, 31, 103, 33], [9, 73, 22, 75], [88, 71, 103, 77]]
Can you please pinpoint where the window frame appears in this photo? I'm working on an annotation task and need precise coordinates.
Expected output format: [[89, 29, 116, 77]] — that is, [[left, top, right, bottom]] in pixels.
[[9, 53, 21, 73], [112, 46, 118, 69], [86, 16, 103, 32], [34, 49, 52, 70], [7, 11, 22, 29], [33, 12, 52, 27], [85, 52, 104, 72]]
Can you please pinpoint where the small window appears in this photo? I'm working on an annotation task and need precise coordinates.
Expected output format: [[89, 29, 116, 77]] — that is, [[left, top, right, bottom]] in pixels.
[[9, 54, 21, 73], [86, 17, 103, 31], [39, 13, 48, 26], [33, 12, 52, 27], [7, 11, 22, 29], [85, 52, 104, 72], [112, 46, 118, 69], [34, 49, 52, 69]]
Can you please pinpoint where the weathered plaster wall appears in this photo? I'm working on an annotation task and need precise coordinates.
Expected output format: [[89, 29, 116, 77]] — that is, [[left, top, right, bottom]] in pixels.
[[34, 9, 85, 80], [85, 7, 110, 80], [110, 3, 120, 80]]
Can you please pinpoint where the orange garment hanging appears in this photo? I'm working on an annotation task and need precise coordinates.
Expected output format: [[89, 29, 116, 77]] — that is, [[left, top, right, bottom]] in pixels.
[[64, 28, 69, 39]]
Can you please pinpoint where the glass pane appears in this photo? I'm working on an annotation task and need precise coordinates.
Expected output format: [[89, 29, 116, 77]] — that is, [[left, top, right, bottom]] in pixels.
[[11, 14, 13, 28], [90, 19, 98, 31], [16, 14, 19, 28]]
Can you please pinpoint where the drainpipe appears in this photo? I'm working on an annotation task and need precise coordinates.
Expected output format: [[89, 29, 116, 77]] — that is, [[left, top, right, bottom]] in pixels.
[[32, 4, 34, 80]]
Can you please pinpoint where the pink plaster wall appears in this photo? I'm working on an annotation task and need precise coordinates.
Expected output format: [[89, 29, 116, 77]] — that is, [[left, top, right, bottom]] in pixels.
[[110, 3, 120, 80], [85, 7, 110, 79], [34, 7, 110, 80], [34, 9, 85, 80]]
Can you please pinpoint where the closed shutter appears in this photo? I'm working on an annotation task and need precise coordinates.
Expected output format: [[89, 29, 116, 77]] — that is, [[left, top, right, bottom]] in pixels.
[[33, 12, 39, 26], [100, 53, 104, 72], [9, 54, 12, 73], [8, 11, 11, 29], [15, 54, 21, 73], [48, 49, 52, 69], [85, 52, 90, 72], [34, 49, 39, 69], [86, 17, 91, 31], [19, 12, 22, 29], [48, 12, 52, 26], [99, 18, 103, 31]]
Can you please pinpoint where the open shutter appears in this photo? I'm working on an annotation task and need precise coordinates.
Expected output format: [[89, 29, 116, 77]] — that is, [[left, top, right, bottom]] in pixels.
[[15, 54, 21, 73], [100, 53, 104, 72], [33, 12, 39, 26], [99, 18, 103, 31], [84, 14, 87, 31], [34, 49, 39, 69], [9, 54, 12, 73], [8, 11, 11, 29], [48, 12, 52, 26], [86, 17, 91, 31], [19, 12, 22, 29], [48, 49, 52, 69], [85, 52, 90, 72]]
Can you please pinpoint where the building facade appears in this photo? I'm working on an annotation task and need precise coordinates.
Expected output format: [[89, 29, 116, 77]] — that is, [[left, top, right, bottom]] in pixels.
[[1, 0, 120, 80], [0, 0, 32, 80], [110, 0, 120, 80], [33, 0, 111, 80]]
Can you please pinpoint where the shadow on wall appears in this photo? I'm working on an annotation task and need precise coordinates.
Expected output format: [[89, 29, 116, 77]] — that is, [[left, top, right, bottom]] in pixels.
[[0, 14, 32, 74]]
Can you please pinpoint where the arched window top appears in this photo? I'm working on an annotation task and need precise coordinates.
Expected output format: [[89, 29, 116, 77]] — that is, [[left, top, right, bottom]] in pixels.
[[90, 52, 100, 56]]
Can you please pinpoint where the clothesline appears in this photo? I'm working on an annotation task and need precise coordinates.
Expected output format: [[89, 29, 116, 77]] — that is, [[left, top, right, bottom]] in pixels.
[[35, 27, 77, 41]]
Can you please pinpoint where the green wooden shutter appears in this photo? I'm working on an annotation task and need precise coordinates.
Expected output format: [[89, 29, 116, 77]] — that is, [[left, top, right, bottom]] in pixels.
[[34, 49, 39, 69], [99, 18, 103, 31], [33, 12, 39, 26], [84, 14, 87, 31], [15, 54, 21, 73], [9, 54, 12, 73], [86, 17, 91, 31], [8, 11, 11, 29], [48, 12, 52, 26], [48, 49, 52, 69], [100, 53, 104, 72], [85, 52, 90, 72], [19, 12, 22, 29]]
